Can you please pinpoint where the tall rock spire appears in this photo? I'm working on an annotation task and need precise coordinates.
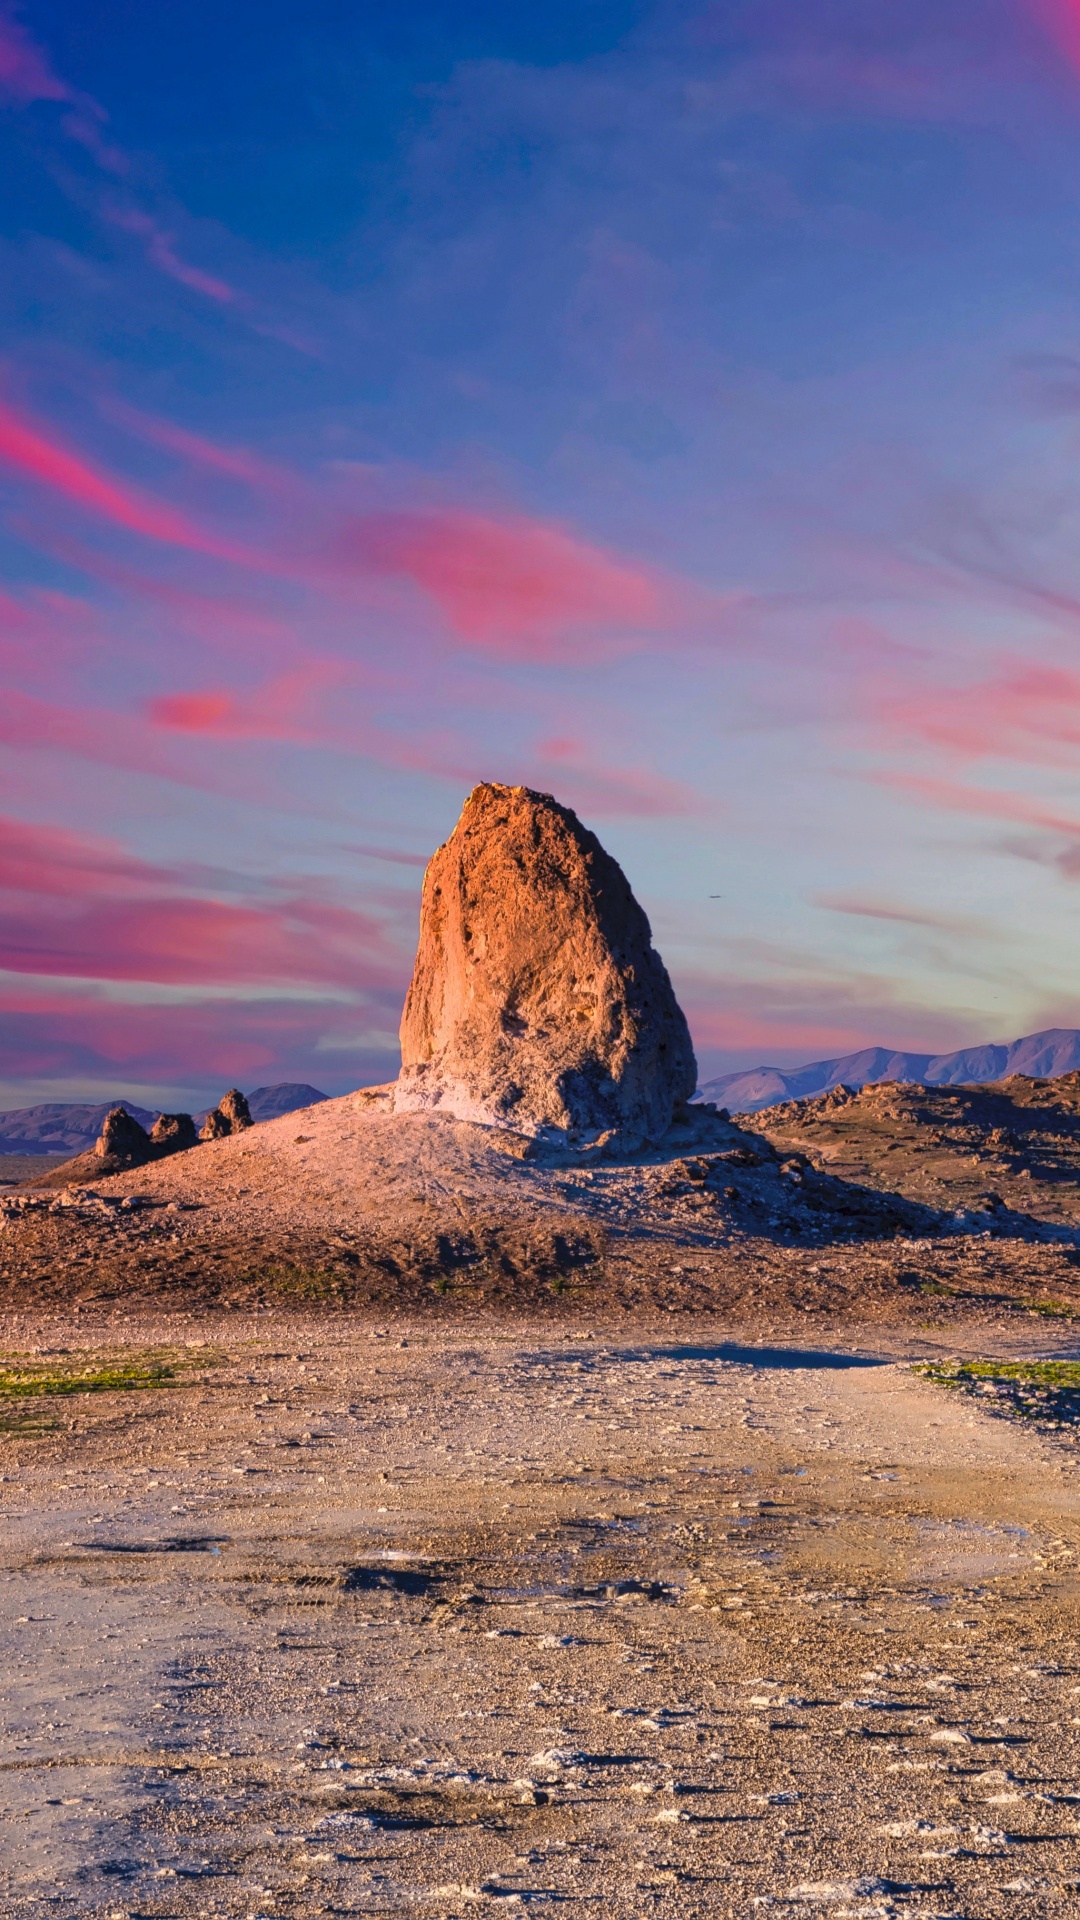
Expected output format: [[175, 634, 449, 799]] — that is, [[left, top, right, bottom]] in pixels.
[[394, 783, 696, 1149]]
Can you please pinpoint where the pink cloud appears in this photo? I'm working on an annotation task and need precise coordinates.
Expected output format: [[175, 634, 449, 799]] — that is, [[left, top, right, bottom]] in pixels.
[[0, 814, 405, 991], [0, 7, 68, 104], [344, 507, 682, 661], [525, 736, 707, 817], [1, 404, 716, 668], [0, 396, 257, 560], [146, 664, 355, 743], [877, 770, 1080, 841], [0, 11, 254, 302], [1031, 0, 1080, 72], [0, 8, 125, 170], [688, 1007, 895, 1054], [44, 555, 308, 663], [142, 666, 707, 816], [0, 984, 400, 1088], [0, 687, 252, 792], [876, 660, 1080, 762], [816, 894, 991, 936], [764, 48, 947, 117], [0, 585, 105, 673], [0, 815, 161, 898], [0, 673, 421, 801], [146, 685, 475, 791], [148, 691, 248, 735], [0, 684, 407, 813]]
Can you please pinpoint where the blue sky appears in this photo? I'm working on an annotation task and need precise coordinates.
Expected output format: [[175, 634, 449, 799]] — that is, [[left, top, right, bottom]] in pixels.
[[4, 0, 1080, 1108]]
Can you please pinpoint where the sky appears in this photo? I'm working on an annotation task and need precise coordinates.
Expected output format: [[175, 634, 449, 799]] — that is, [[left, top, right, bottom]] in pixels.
[[5, 1, 1080, 1109]]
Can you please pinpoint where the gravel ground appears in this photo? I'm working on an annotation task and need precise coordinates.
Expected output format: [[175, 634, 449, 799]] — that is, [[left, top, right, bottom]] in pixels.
[[4, 1310, 1080, 1918]]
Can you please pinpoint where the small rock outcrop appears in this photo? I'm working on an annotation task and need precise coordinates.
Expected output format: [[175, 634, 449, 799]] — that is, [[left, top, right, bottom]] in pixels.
[[24, 1102, 159, 1183], [26, 1103, 199, 1189], [95, 1106, 152, 1165], [199, 1088, 253, 1141], [149, 1112, 198, 1155], [394, 783, 697, 1149]]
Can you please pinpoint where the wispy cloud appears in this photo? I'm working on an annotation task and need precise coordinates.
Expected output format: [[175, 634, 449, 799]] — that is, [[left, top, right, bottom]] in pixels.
[[522, 736, 707, 817], [815, 893, 996, 937], [0, 7, 247, 301], [102, 400, 292, 494], [0, 396, 254, 561], [0, 814, 407, 991], [680, 965, 975, 1062], [0, 6, 68, 105], [877, 769, 1080, 843], [104, 207, 237, 305], [0, 979, 402, 1096], [879, 660, 1080, 762]]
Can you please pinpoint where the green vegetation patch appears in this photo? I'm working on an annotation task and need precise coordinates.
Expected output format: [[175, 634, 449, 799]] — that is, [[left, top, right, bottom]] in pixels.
[[0, 1346, 221, 1403], [915, 1357, 1080, 1427]]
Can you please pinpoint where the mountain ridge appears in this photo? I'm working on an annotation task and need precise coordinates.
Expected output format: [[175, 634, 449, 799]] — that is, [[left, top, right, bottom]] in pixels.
[[695, 1027, 1080, 1114]]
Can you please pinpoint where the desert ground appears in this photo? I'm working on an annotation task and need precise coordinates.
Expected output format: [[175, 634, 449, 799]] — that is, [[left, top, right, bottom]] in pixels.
[[7, 1082, 1080, 1917], [4, 1302, 1080, 1920]]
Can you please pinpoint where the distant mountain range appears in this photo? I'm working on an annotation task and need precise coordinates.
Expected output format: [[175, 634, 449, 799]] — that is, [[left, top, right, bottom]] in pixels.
[[696, 1028, 1080, 1115], [13, 1030, 1080, 1148], [0, 1083, 328, 1155]]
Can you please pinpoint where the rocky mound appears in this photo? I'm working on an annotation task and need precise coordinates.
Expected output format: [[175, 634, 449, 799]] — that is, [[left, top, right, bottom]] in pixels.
[[746, 1073, 1080, 1238], [394, 783, 696, 1150], [8, 1081, 1080, 1321]]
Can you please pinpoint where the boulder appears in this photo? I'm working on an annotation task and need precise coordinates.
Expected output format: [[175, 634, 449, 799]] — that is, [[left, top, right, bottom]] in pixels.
[[199, 1088, 253, 1141], [394, 783, 696, 1149], [149, 1112, 197, 1155]]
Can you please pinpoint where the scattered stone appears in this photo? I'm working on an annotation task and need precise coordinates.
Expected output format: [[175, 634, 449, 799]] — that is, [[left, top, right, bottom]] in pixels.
[[395, 782, 697, 1149], [199, 1089, 253, 1141]]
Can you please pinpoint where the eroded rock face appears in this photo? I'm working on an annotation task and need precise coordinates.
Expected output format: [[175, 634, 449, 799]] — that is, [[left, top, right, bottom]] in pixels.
[[94, 1106, 152, 1164], [199, 1089, 253, 1141], [149, 1112, 198, 1155], [395, 783, 696, 1147]]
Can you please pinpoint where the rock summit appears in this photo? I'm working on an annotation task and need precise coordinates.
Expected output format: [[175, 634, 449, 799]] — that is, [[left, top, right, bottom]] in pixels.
[[95, 1105, 153, 1167], [394, 782, 696, 1148], [200, 1088, 253, 1141]]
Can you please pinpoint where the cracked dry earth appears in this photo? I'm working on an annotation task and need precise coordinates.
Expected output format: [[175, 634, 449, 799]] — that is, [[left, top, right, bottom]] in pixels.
[[5, 1318, 1080, 1919]]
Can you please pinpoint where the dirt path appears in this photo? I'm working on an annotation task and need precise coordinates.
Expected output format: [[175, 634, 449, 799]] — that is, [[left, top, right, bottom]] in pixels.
[[4, 1316, 1080, 1918]]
